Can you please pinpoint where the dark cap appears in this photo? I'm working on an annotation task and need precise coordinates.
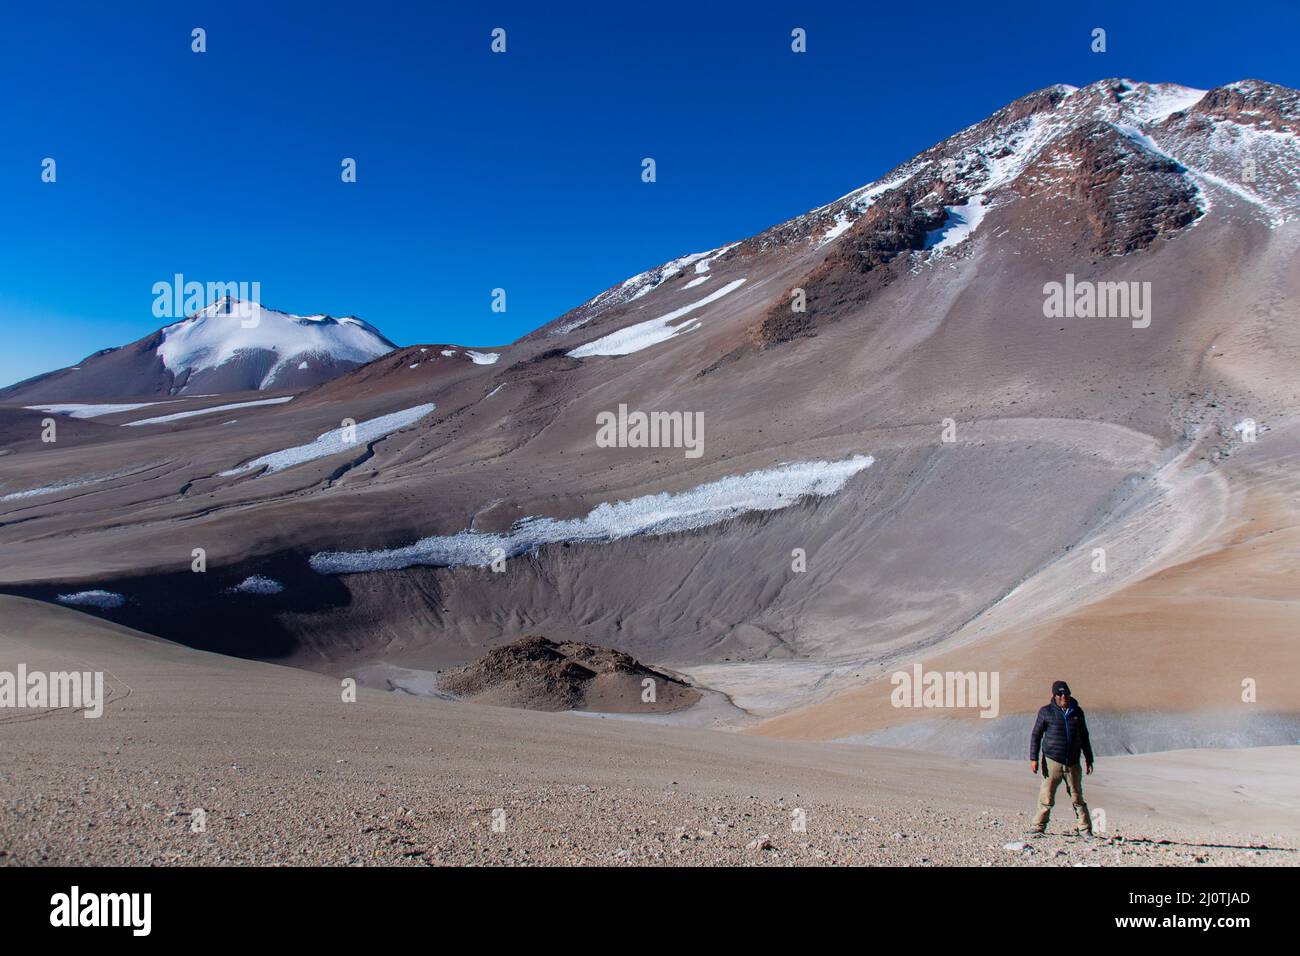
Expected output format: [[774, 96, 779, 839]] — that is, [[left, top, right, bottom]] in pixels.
[[1051, 680, 1071, 697]]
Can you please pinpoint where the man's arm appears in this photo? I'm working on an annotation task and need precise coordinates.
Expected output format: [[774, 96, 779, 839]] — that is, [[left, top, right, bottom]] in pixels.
[[1029, 708, 1046, 770], [1079, 708, 1095, 771]]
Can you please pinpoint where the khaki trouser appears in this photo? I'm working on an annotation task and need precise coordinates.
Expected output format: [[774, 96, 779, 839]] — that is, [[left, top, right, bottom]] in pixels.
[[1032, 757, 1092, 832]]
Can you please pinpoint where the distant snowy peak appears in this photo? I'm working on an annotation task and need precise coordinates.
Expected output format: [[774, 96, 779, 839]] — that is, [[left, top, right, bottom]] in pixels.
[[158, 298, 396, 391], [0, 297, 403, 403]]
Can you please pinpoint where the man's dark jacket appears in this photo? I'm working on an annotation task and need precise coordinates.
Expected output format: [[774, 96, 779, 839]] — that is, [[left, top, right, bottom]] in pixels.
[[1029, 696, 1094, 773]]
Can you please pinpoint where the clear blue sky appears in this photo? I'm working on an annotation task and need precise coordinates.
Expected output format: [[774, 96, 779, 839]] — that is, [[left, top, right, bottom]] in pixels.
[[2, 0, 1298, 387]]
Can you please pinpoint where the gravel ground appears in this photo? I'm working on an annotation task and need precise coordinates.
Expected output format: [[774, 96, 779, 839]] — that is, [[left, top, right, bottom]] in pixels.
[[3, 773, 1293, 867], [1, 597, 1295, 867]]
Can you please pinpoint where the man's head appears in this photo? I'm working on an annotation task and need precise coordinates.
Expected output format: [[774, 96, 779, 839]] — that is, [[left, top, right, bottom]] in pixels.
[[1051, 680, 1071, 705]]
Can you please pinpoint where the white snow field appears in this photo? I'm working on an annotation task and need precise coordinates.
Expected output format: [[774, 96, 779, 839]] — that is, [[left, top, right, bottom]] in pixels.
[[567, 279, 747, 358], [56, 590, 125, 608], [157, 300, 393, 389], [310, 454, 874, 573], [819, 212, 854, 246], [1116, 82, 1207, 123], [219, 403, 436, 476], [25, 402, 170, 419], [924, 195, 989, 253], [121, 396, 294, 426]]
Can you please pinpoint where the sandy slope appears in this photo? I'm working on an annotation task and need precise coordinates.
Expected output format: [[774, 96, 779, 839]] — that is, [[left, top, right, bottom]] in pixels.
[[0, 597, 1294, 866], [750, 424, 1300, 752]]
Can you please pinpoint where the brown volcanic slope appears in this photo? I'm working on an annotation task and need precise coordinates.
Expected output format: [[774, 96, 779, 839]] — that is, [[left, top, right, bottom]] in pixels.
[[1, 79, 1298, 754]]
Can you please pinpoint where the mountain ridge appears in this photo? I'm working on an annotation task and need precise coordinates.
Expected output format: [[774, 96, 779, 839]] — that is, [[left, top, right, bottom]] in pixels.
[[7, 77, 1294, 401], [2, 76, 1297, 749]]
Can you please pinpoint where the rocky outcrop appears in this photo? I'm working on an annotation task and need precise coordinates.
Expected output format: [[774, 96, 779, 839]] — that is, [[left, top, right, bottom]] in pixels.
[[438, 635, 700, 714], [751, 185, 947, 345], [1022, 121, 1201, 256], [1188, 79, 1300, 133]]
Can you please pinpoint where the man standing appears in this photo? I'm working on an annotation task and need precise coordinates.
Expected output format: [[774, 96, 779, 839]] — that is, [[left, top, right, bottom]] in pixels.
[[1028, 679, 1094, 836]]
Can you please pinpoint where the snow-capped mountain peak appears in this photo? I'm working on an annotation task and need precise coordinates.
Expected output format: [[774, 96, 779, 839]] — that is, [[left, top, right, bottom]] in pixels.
[[158, 299, 395, 392], [0, 298, 401, 402], [539, 77, 1298, 357]]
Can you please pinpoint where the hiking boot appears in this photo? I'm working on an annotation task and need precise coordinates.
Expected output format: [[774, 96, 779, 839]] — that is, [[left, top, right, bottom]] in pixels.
[[1074, 830, 1094, 840], [1026, 828, 1046, 838]]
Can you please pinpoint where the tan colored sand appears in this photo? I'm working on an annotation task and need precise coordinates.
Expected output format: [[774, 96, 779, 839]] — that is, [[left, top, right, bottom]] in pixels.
[[750, 472, 1300, 741]]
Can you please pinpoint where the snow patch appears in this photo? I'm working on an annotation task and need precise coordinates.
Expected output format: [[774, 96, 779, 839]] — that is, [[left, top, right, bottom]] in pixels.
[[219, 403, 436, 476], [819, 212, 854, 246], [56, 590, 125, 609], [568, 279, 746, 358], [691, 243, 739, 274], [1121, 82, 1207, 124], [310, 454, 874, 573], [465, 350, 500, 365], [924, 195, 989, 253], [122, 396, 293, 427], [25, 402, 170, 419], [0, 469, 127, 502], [810, 169, 923, 220], [554, 243, 740, 335], [227, 575, 284, 595], [807, 171, 921, 248]]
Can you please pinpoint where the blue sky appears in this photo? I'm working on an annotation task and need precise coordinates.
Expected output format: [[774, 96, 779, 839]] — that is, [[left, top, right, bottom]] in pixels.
[[2, 0, 1298, 386]]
